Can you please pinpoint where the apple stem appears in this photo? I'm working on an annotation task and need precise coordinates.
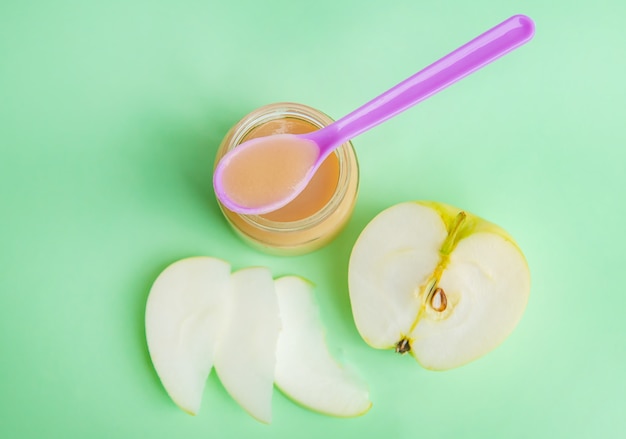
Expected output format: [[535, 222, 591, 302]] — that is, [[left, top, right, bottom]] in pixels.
[[441, 211, 467, 256]]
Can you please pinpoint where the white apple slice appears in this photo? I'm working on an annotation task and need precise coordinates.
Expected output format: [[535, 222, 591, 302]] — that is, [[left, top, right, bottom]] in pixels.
[[145, 256, 231, 415], [349, 201, 530, 370], [274, 276, 372, 417], [213, 267, 281, 424]]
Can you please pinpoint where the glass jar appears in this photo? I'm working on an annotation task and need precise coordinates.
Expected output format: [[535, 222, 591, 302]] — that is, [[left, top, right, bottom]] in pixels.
[[213, 102, 359, 255]]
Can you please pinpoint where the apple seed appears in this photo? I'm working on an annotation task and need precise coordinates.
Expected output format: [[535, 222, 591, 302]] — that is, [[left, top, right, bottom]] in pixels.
[[430, 288, 447, 312]]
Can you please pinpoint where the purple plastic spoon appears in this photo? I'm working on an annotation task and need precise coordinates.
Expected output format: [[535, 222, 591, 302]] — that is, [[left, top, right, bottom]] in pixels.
[[214, 15, 535, 215]]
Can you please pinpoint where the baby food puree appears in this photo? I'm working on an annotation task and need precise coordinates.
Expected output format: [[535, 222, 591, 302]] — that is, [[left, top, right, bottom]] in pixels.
[[213, 103, 358, 255]]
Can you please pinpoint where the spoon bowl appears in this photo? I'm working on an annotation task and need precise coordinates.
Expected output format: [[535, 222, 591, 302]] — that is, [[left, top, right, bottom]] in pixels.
[[213, 134, 321, 214]]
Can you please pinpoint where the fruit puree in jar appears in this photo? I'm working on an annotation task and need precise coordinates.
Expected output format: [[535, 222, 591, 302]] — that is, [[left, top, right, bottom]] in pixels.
[[213, 103, 358, 255]]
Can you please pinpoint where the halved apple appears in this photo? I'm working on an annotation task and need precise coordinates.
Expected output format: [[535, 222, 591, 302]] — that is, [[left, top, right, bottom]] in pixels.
[[348, 201, 530, 370], [274, 276, 371, 417]]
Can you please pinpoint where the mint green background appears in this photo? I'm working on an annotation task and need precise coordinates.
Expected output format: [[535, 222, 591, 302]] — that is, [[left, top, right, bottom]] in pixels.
[[1, 1, 624, 438]]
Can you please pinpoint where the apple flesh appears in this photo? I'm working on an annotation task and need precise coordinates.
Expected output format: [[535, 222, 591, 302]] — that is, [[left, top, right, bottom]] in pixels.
[[145, 259, 371, 421], [145, 257, 231, 415], [214, 267, 280, 424], [348, 201, 530, 370], [274, 276, 371, 417]]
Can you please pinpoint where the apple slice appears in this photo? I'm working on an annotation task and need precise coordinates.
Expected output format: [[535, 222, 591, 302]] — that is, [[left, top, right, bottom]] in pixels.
[[274, 276, 372, 417], [213, 267, 281, 424], [348, 201, 530, 370], [145, 256, 231, 415]]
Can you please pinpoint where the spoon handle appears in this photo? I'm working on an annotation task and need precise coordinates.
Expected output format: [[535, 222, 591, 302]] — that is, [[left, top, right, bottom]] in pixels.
[[308, 15, 535, 154]]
